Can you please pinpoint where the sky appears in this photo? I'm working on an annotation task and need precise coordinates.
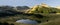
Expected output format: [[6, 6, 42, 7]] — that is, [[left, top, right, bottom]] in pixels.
[[0, 0, 60, 7]]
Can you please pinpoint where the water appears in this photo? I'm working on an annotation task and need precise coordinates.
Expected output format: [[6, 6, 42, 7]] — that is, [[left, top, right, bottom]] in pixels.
[[16, 19, 38, 25]]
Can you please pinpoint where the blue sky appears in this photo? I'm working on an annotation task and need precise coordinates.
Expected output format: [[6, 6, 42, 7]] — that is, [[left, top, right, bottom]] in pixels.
[[0, 0, 60, 7]]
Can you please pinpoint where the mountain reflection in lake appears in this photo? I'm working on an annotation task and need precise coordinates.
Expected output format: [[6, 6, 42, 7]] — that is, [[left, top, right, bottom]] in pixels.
[[16, 19, 38, 25]]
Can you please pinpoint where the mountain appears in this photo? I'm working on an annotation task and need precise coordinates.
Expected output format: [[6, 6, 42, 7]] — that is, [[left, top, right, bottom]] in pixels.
[[14, 6, 30, 12], [25, 3, 60, 14], [0, 6, 30, 16]]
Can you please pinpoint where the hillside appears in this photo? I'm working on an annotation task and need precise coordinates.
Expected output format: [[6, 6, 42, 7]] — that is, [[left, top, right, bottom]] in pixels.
[[25, 3, 60, 14], [24, 3, 60, 25], [0, 6, 30, 17]]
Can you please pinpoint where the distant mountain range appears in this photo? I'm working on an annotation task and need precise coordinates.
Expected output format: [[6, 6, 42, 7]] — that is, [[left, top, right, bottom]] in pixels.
[[0, 3, 60, 16], [0, 6, 30, 16]]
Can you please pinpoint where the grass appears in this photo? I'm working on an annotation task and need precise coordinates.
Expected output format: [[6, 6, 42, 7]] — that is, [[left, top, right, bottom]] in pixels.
[[0, 14, 60, 25]]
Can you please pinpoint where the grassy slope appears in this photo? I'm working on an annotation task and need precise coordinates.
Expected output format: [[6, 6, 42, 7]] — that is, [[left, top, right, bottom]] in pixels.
[[0, 13, 60, 25], [38, 14, 60, 25]]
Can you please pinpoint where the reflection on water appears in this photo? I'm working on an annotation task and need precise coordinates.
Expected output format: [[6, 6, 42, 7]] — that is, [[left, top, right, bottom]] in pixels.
[[16, 19, 38, 25]]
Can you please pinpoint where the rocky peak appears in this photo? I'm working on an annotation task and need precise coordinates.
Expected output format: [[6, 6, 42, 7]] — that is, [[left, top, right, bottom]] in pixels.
[[55, 6, 60, 9], [40, 3, 49, 7]]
